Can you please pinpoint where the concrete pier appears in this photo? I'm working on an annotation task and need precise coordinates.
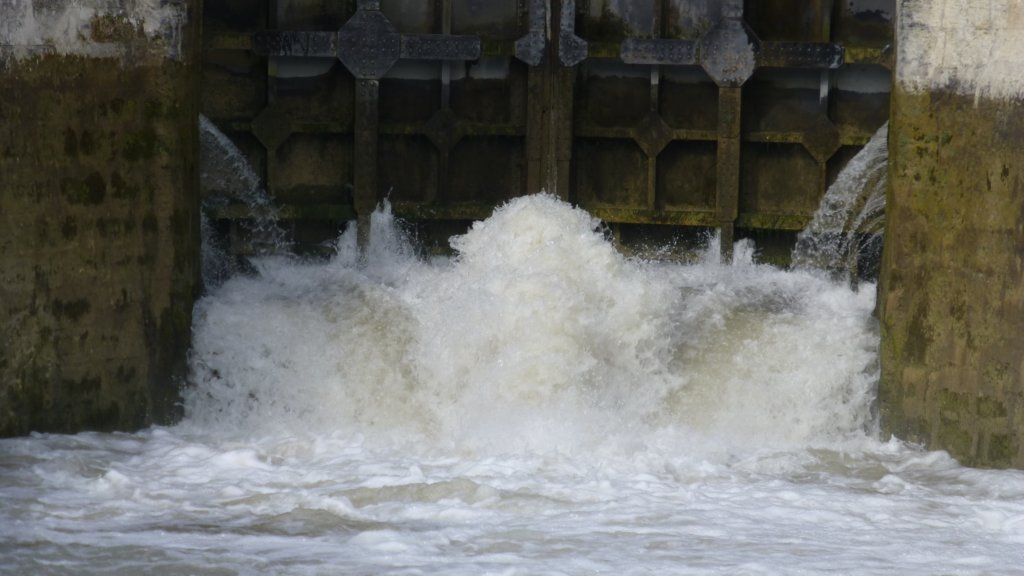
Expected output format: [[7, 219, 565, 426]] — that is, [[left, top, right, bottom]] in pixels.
[[879, 0, 1024, 467], [0, 1, 201, 434]]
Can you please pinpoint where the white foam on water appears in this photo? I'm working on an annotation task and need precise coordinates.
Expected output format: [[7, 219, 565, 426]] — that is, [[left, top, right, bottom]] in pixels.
[[2, 194, 1024, 574], [185, 195, 878, 457]]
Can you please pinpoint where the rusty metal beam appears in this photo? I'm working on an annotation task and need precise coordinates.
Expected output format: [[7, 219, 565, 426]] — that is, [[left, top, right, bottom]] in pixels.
[[252, 31, 335, 58], [714, 0, 746, 259], [521, 0, 547, 196], [260, 1, 282, 225], [252, 6, 480, 80], [757, 42, 843, 69], [648, 66, 660, 209], [620, 39, 698, 66]]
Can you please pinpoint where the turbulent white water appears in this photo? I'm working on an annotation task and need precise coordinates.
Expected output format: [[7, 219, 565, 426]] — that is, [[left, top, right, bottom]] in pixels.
[[2, 195, 1024, 575]]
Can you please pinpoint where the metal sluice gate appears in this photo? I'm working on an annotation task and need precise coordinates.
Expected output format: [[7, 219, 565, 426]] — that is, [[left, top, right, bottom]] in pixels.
[[202, 0, 892, 258]]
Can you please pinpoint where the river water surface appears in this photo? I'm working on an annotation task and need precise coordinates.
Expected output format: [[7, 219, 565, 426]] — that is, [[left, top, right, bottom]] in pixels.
[[2, 196, 1023, 575]]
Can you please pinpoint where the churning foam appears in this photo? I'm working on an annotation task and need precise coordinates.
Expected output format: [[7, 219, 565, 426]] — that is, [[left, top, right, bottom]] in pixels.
[[185, 195, 878, 458], [14, 196, 1024, 576]]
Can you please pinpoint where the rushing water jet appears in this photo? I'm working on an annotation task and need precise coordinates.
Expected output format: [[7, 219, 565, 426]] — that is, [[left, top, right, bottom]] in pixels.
[[185, 194, 880, 455], [792, 122, 889, 284], [198, 115, 292, 288]]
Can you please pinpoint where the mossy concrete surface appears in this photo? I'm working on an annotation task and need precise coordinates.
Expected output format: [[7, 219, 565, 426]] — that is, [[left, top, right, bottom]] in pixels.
[[0, 5, 200, 435], [879, 88, 1024, 467]]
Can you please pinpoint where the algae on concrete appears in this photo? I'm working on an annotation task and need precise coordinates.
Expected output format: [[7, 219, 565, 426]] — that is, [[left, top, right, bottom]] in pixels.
[[879, 88, 1024, 468], [0, 2, 201, 435]]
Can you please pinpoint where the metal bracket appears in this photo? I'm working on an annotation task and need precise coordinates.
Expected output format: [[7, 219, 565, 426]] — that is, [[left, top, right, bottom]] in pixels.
[[252, 31, 335, 58], [699, 18, 760, 87], [621, 38, 697, 66], [253, 7, 481, 80], [402, 35, 481, 61], [559, 0, 588, 67], [758, 42, 844, 69], [514, 0, 547, 66], [336, 9, 402, 79], [617, 18, 843, 87]]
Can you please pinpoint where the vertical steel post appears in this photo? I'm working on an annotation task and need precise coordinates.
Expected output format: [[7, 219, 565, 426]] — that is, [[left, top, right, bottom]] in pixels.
[[647, 64, 660, 210], [716, 85, 742, 259], [435, 0, 453, 205], [354, 78, 380, 247], [524, 0, 578, 199]]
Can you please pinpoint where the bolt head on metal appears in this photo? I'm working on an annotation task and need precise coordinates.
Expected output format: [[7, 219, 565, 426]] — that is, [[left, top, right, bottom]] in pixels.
[[699, 19, 760, 87], [337, 10, 401, 79]]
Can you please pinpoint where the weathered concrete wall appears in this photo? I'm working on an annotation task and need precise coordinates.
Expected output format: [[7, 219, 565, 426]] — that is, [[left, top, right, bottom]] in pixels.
[[879, 0, 1024, 467], [0, 1, 200, 435]]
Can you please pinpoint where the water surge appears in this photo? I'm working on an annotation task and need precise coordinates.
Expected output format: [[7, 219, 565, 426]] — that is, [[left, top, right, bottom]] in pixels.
[[185, 195, 880, 456]]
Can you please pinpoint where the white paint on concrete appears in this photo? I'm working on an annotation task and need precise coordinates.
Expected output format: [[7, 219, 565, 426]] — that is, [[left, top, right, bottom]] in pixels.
[[898, 0, 1024, 101], [0, 0, 186, 61]]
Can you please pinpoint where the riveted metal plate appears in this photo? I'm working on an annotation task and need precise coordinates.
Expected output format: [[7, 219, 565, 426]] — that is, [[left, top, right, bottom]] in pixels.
[[620, 38, 698, 66], [337, 10, 402, 79], [401, 34, 481, 61], [516, 31, 545, 66], [699, 18, 759, 87], [559, 0, 588, 67], [252, 31, 336, 58], [514, 0, 546, 66], [560, 32, 588, 67], [758, 42, 844, 69]]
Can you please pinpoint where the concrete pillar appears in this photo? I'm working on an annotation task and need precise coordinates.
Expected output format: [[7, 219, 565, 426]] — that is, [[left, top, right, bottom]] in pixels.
[[0, 2, 200, 435], [880, 0, 1024, 467]]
